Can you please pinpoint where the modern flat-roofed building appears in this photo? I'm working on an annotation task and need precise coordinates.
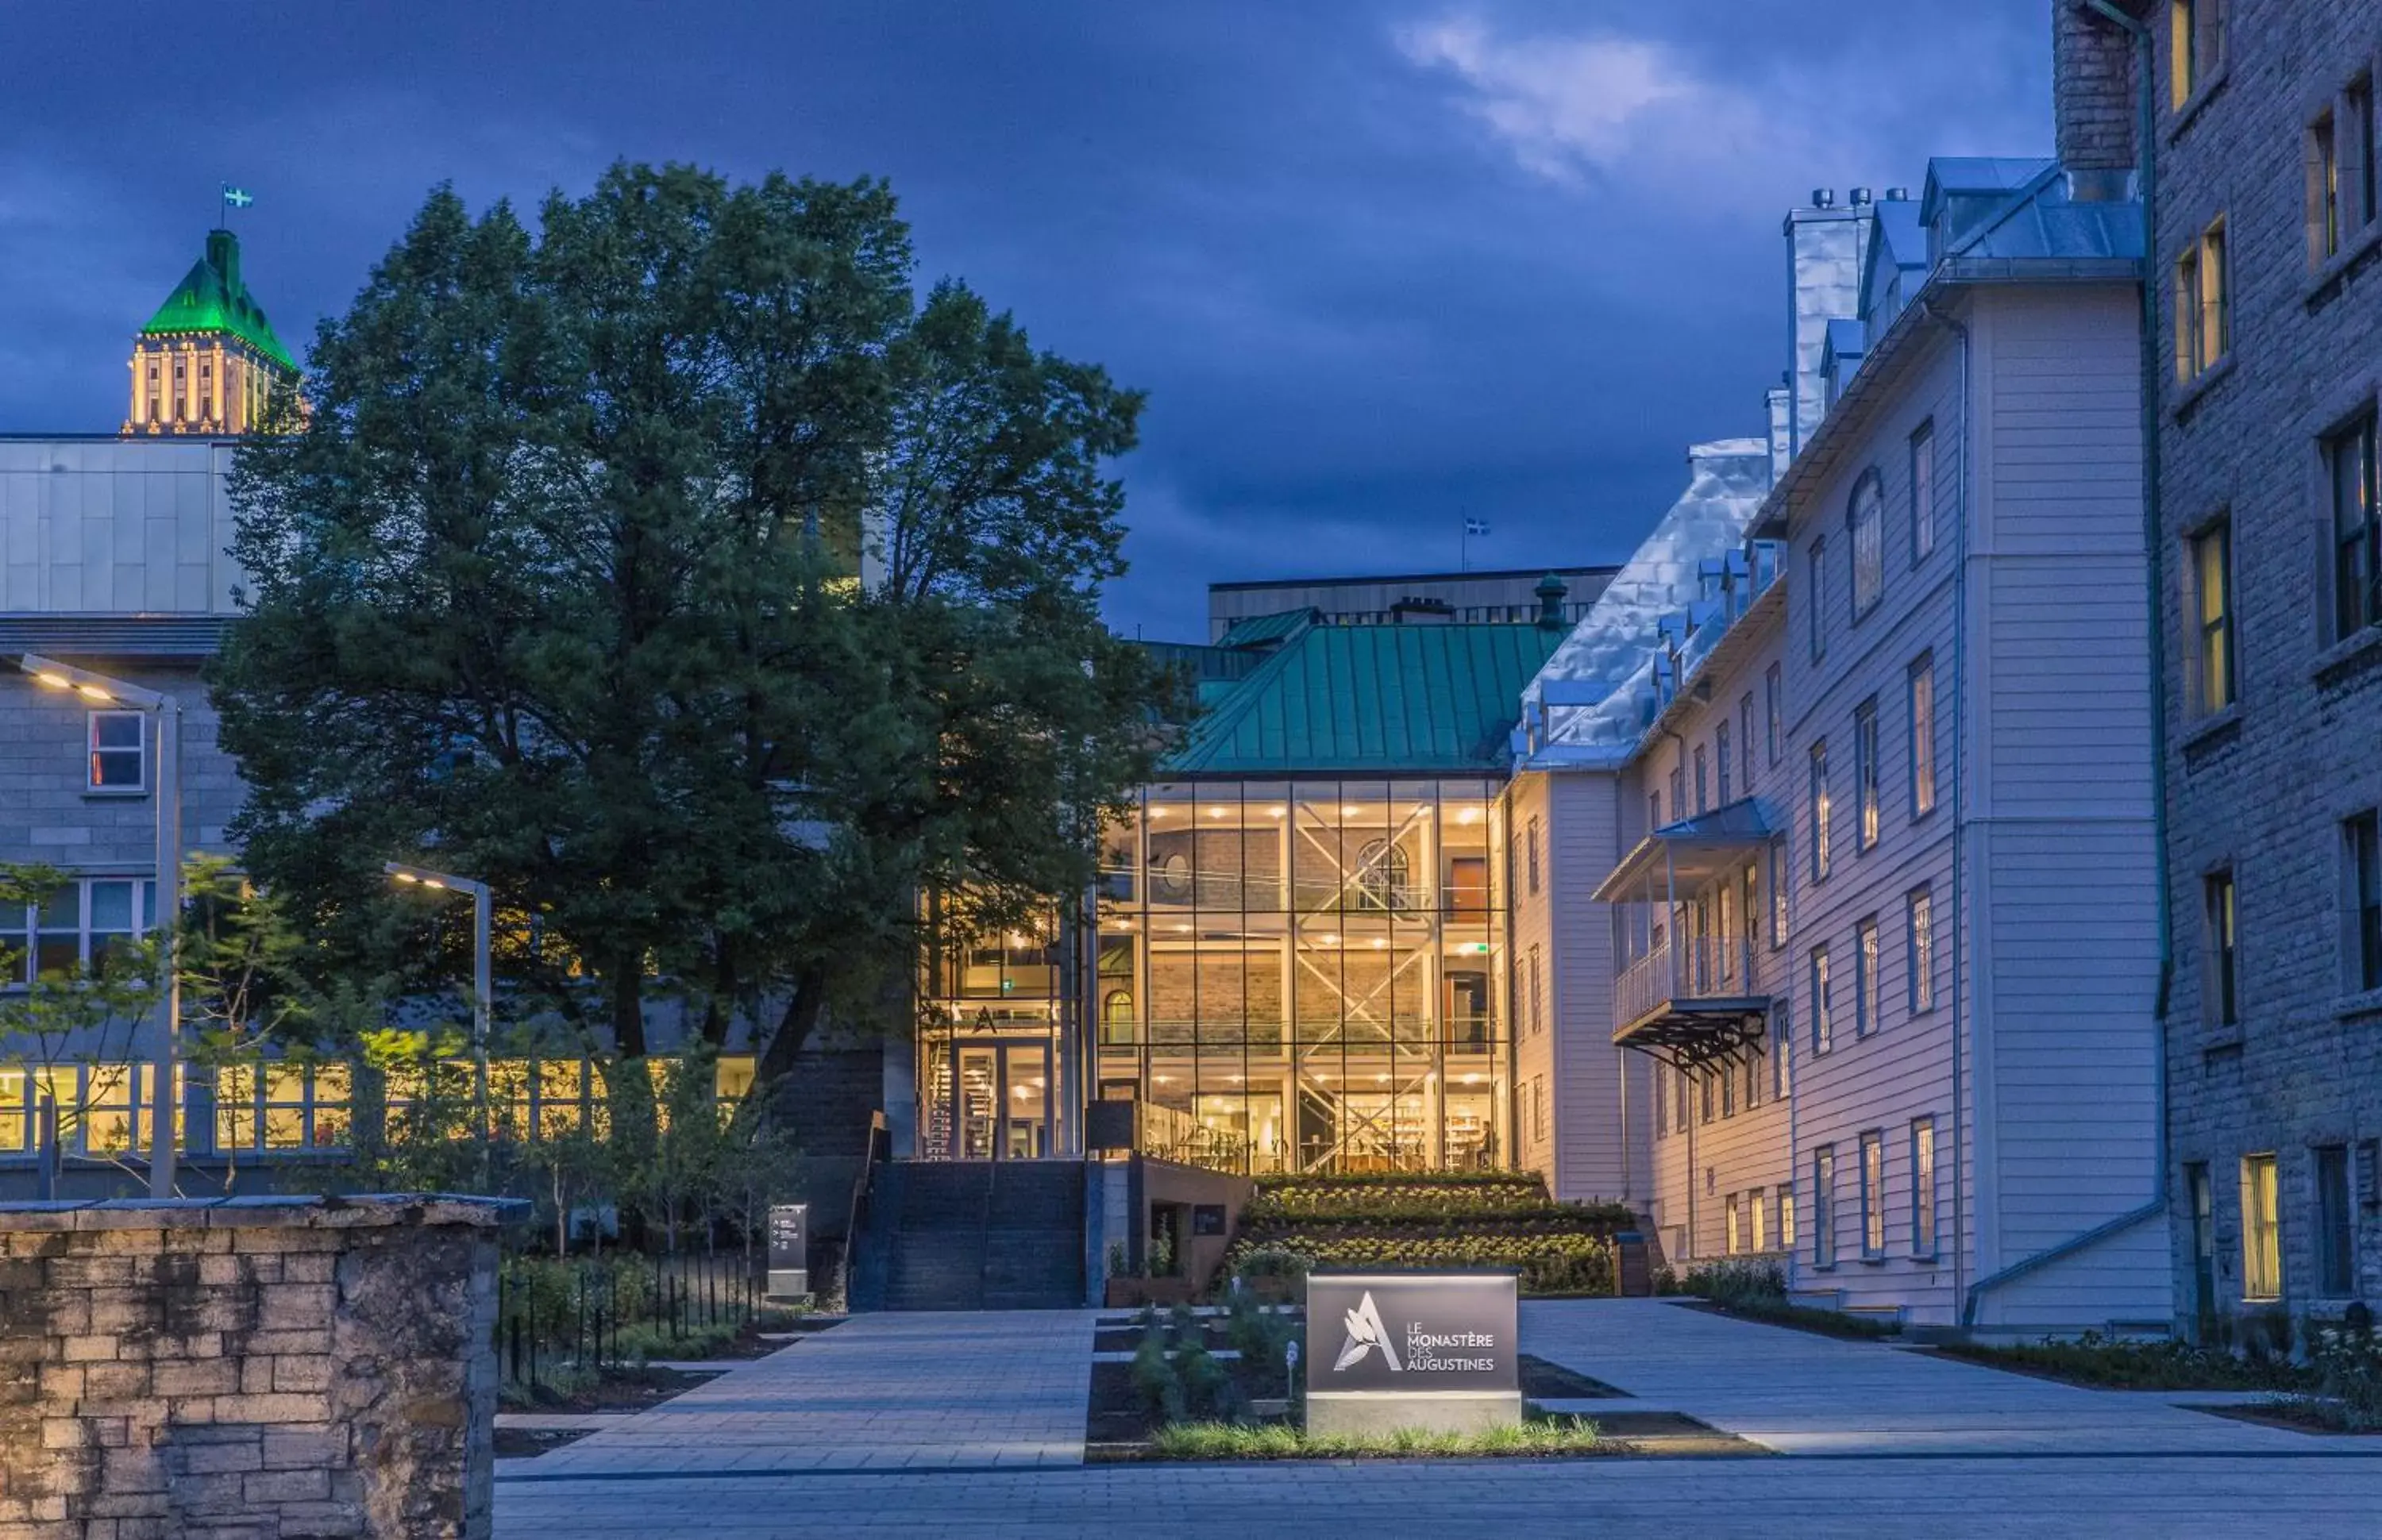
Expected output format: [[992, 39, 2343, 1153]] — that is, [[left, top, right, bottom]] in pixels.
[[1208, 564, 1617, 641]]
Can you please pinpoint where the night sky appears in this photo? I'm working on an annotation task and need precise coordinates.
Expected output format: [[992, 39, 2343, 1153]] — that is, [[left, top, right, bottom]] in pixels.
[[3, 2, 2049, 641]]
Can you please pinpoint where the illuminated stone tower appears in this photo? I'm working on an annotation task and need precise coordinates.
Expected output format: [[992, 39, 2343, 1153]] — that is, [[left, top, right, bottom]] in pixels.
[[122, 227, 298, 436]]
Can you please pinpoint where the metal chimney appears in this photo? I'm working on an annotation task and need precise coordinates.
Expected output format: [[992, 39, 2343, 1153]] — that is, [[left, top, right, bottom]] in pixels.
[[1811, 187, 1837, 209], [1849, 187, 1874, 206]]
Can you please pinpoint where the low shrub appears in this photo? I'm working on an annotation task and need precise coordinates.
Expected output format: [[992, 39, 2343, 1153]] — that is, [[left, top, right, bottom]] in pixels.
[[1679, 1259, 1787, 1307], [1227, 1229, 1615, 1295], [1941, 1331, 2316, 1392], [1148, 1415, 1605, 1461], [2311, 1318, 2382, 1429], [1232, 1246, 1312, 1287]]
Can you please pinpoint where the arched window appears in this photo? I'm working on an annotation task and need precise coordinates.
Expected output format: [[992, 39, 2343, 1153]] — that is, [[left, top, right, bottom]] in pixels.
[[1354, 839, 1411, 911], [1848, 468, 1885, 619]]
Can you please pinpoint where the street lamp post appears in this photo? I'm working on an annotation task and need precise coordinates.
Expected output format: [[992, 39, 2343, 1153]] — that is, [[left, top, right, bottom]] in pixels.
[[15, 653, 183, 1199], [385, 861, 492, 1185]]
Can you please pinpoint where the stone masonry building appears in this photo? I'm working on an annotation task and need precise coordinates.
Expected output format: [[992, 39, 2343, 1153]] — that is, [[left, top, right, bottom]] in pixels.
[[2134, 0, 2382, 1329]]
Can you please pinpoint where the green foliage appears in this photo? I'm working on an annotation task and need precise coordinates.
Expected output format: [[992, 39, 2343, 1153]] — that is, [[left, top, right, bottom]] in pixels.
[[1147, 1416, 1605, 1461], [214, 161, 1174, 1076], [1678, 1259, 1788, 1306], [1231, 1247, 1312, 1287], [1228, 1172, 1624, 1296], [1131, 1326, 1184, 1423], [1941, 1330, 2318, 1392], [1224, 1230, 1615, 1295]]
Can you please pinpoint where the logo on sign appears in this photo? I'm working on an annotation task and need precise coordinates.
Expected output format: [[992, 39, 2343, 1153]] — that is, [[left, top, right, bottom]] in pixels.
[[1332, 1291, 1403, 1373]]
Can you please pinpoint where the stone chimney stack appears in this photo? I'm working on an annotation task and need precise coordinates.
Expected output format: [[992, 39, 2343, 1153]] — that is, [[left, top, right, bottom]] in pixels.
[[2052, 1, 2140, 171]]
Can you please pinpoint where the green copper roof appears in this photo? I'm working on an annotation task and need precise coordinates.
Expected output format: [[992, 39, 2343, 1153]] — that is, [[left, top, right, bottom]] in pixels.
[[1216, 607, 1320, 650], [141, 229, 297, 372], [1162, 622, 1566, 776]]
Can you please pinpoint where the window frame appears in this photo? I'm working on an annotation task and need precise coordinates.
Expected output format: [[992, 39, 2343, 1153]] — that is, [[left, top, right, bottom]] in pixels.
[[1854, 916, 1880, 1039], [2174, 216, 2228, 382], [1910, 1116, 1938, 1259], [2188, 520, 2236, 716], [1908, 656, 1937, 819], [1, 878, 159, 988], [1765, 664, 1783, 767], [2204, 868, 2238, 1026], [1809, 741, 1832, 883], [86, 710, 147, 793], [1715, 719, 1733, 806], [1853, 697, 1880, 852], [1693, 743, 1709, 815], [2347, 810, 2382, 994], [1909, 419, 1937, 564], [1738, 693, 1756, 791], [1907, 887, 1935, 1014], [1767, 834, 1790, 949], [1849, 469, 1885, 621], [1859, 1130, 1887, 1261], [1810, 945, 1833, 1055], [2168, 0, 2224, 111], [2326, 409, 2380, 641], [2239, 1151, 2282, 1303], [1809, 537, 1829, 661], [1812, 1146, 1837, 1269], [2315, 1143, 2355, 1298]]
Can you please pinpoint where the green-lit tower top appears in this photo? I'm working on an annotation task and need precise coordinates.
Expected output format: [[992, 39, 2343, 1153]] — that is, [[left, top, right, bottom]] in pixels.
[[125, 226, 299, 437]]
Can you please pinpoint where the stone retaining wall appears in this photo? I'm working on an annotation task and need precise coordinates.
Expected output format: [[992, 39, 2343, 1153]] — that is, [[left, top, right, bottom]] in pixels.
[[0, 1194, 520, 1539]]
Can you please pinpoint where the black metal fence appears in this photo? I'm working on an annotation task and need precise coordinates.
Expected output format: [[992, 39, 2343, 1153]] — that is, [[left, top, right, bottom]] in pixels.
[[495, 1250, 765, 1392]]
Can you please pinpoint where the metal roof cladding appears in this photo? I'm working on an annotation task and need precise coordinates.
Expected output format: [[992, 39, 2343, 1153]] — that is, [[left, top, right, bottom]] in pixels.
[[141, 229, 298, 372], [1162, 620, 1567, 776], [1215, 607, 1324, 650]]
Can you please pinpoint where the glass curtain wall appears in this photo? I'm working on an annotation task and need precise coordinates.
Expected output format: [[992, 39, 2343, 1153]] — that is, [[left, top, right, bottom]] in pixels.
[[914, 903, 1066, 1160], [1093, 778, 1508, 1174]]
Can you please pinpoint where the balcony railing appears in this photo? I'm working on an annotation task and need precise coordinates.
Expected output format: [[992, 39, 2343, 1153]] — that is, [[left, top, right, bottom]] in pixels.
[[1613, 934, 1764, 1038]]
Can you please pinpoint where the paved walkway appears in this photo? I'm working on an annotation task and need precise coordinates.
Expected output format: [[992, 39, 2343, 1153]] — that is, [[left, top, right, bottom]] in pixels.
[[495, 1299, 2382, 1538], [1521, 1298, 2331, 1455], [507, 1311, 1097, 1479]]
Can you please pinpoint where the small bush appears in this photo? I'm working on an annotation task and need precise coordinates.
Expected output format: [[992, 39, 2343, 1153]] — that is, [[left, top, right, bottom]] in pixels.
[[1680, 1260, 1787, 1307], [1132, 1328, 1185, 1422], [1148, 1415, 1605, 1461], [1941, 1331, 2314, 1391]]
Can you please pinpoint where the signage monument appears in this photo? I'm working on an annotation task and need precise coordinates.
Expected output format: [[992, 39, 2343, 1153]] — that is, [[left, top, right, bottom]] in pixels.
[[1304, 1271, 1521, 1435], [765, 1203, 809, 1299]]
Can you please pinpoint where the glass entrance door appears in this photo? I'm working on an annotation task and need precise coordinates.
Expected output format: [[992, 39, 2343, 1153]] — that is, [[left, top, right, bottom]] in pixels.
[[944, 1040, 1051, 1160]]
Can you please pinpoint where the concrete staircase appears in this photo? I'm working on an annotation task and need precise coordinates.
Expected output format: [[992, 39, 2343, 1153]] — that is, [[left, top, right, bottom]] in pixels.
[[869, 1161, 1085, 1311]]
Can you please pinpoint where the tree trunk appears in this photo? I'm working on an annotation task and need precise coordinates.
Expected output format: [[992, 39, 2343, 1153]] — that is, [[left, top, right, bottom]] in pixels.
[[754, 962, 829, 1085], [610, 953, 648, 1059]]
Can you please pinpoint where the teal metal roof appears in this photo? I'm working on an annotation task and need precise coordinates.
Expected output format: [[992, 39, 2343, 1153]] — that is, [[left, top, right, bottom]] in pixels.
[[1163, 622, 1566, 776], [1216, 607, 1320, 650]]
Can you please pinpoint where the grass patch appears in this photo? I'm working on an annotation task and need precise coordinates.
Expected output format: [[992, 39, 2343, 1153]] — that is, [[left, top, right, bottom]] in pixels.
[[1147, 1413, 1606, 1461], [1938, 1337, 2315, 1392]]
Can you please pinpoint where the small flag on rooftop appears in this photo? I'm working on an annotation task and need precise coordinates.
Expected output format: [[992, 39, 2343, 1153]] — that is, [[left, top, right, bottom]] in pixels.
[[221, 183, 254, 211], [1464, 518, 1490, 537]]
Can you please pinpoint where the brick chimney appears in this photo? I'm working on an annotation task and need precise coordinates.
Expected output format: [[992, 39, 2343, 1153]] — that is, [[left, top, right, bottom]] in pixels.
[[2052, 1, 2140, 172]]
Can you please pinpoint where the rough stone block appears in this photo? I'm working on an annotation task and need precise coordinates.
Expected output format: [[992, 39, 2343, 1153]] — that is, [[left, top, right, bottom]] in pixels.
[[207, 1392, 322, 1425], [60, 1334, 118, 1363], [268, 1357, 330, 1395], [240, 1468, 329, 1503], [174, 1439, 263, 1476], [150, 1360, 237, 1398]]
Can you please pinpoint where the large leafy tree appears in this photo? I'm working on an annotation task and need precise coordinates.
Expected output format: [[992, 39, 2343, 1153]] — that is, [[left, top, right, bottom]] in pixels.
[[215, 163, 1170, 1078]]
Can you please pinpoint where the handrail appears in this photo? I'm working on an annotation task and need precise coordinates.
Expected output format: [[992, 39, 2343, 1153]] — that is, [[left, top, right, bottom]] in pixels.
[[835, 1110, 888, 1308]]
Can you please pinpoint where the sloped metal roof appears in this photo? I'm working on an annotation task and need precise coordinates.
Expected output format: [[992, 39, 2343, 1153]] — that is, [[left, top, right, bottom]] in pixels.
[[1164, 622, 1565, 775], [1215, 607, 1320, 650]]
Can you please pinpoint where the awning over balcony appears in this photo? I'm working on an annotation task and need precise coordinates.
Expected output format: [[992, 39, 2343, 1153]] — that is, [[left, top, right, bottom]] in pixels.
[[1592, 795, 1775, 903]]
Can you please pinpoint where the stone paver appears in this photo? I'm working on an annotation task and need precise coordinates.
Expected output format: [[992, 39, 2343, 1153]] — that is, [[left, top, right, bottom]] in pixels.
[[507, 1309, 1097, 1479], [1521, 1299, 2335, 1455], [496, 1298, 2382, 1537]]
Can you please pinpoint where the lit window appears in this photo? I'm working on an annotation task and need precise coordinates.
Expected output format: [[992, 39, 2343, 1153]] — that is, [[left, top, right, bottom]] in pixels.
[[1850, 472, 1884, 619], [1907, 888, 1934, 1013], [1853, 699, 1879, 851], [1694, 745, 1709, 814], [1909, 420, 1937, 563], [1859, 1130, 1886, 1260], [2239, 1152, 2281, 1301], [1854, 917, 1879, 1038], [1911, 1118, 1937, 1257], [1809, 741, 1831, 881], [1749, 1188, 1767, 1253], [2328, 411, 2379, 640], [1526, 818, 1542, 896], [1908, 656, 1936, 818], [1725, 1193, 1742, 1254], [1780, 1181, 1798, 1249], [2190, 522, 2234, 714], [88, 711, 145, 790], [2168, 0, 2223, 108], [2308, 80, 2373, 269], [1811, 945, 1833, 1054], [1767, 834, 1789, 947], [2175, 217, 2228, 381]]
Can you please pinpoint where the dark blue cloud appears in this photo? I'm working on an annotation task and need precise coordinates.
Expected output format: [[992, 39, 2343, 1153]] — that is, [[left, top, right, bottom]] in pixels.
[[2, 1, 2048, 640]]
